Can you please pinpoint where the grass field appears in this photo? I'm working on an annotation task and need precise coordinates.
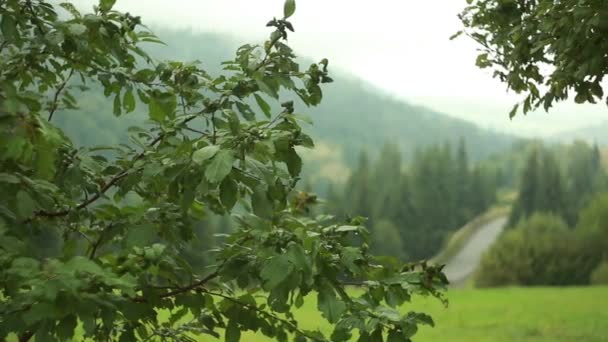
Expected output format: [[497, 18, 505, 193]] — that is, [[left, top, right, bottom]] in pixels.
[[239, 286, 608, 342], [7, 287, 608, 341]]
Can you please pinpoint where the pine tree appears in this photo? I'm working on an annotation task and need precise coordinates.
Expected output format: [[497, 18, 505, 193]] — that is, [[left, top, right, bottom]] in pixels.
[[344, 151, 373, 220], [456, 137, 472, 225], [535, 150, 566, 218], [509, 148, 540, 226]]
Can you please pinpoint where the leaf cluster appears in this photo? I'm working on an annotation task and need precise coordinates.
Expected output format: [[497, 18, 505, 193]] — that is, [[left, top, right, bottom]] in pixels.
[[0, 1, 446, 341]]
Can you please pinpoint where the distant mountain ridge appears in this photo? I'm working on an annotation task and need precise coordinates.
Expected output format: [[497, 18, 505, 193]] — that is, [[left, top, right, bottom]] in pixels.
[[56, 28, 517, 177], [151, 29, 516, 161], [550, 120, 608, 146]]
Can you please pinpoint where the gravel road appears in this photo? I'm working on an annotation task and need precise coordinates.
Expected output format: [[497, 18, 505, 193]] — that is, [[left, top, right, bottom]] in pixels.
[[442, 216, 508, 286]]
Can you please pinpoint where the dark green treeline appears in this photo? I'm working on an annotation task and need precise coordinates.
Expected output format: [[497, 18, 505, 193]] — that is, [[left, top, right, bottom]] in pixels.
[[325, 139, 498, 260]]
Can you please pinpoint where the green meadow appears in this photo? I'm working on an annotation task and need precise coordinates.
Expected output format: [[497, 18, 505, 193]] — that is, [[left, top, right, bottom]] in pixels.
[[238, 286, 608, 342], [7, 287, 607, 341]]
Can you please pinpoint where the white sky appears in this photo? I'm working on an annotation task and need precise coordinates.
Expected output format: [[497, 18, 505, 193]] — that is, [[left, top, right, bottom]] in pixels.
[[78, 0, 607, 137]]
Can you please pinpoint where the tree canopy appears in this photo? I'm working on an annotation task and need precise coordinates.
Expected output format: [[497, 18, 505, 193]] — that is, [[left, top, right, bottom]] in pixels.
[[458, 0, 608, 117], [0, 1, 446, 341]]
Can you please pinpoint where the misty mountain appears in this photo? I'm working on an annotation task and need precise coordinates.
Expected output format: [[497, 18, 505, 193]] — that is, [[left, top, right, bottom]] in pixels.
[[55, 28, 516, 183], [551, 121, 608, 146]]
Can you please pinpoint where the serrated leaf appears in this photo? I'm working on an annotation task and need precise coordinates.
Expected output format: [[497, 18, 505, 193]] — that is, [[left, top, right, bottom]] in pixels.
[[68, 23, 87, 35], [225, 320, 240, 342], [1, 14, 18, 42], [317, 287, 346, 324], [260, 255, 293, 290], [509, 104, 519, 119], [284, 0, 296, 19], [252, 186, 273, 219], [148, 99, 162, 121], [283, 148, 302, 177], [123, 89, 136, 113], [254, 94, 272, 118], [56, 314, 77, 341], [235, 102, 255, 121], [16, 190, 36, 219], [220, 177, 238, 210], [100, 0, 117, 11], [113, 93, 122, 116], [193, 145, 220, 164], [205, 150, 234, 183], [336, 225, 359, 232], [0, 173, 19, 184]]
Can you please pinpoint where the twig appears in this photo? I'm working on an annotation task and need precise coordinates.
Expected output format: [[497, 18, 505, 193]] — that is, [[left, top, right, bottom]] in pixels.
[[133, 270, 220, 303], [48, 69, 74, 121], [22, 134, 164, 223], [18, 331, 34, 342], [88, 223, 115, 259], [210, 112, 217, 144], [203, 290, 326, 342]]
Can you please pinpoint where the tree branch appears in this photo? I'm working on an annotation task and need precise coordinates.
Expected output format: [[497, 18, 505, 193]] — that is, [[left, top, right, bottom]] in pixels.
[[133, 270, 220, 303], [18, 331, 34, 342], [48, 69, 74, 121], [22, 134, 164, 223], [203, 290, 326, 342]]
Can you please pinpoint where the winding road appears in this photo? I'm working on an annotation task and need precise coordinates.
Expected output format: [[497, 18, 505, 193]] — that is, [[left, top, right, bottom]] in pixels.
[[442, 216, 508, 286]]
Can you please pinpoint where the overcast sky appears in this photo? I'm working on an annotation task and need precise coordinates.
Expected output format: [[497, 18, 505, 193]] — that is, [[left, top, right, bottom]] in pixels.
[[78, 0, 607, 137]]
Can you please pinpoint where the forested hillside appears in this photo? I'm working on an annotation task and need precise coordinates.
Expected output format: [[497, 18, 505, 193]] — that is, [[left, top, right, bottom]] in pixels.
[[55, 28, 516, 166]]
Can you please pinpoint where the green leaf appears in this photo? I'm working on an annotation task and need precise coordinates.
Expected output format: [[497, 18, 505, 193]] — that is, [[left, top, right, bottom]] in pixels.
[[252, 186, 273, 219], [0, 173, 19, 184], [147, 100, 162, 121], [123, 89, 136, 113], [205, 150, 234, 183], [260, 255, 293, 290], [284, 0, 296, 19], [113, 93, 122, 116], [254, 94, 272, 118], [336, 225, 359, 233], [317, 287, 346, 324], [387, 329, 403, 342], [1, 14, 18, 42], [509, 104, 519, 119], [235, 102, 255, 121], [148, 94, 176, 121], [193, 145, 220, 164], [68, 23, 87, 35], [56, 314, 77, 341], [225, 320, 241, 342], [100, 0, 117, 11], [220, 177, 238, 210], [16, 190, 36, 218], [284, 148, 302, 177]]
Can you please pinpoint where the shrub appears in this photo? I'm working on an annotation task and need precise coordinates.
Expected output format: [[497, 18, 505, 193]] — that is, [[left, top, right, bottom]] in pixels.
[[371, 220, 406, 260], [476, 213, 601, 287], [591, 262, 608, 285]]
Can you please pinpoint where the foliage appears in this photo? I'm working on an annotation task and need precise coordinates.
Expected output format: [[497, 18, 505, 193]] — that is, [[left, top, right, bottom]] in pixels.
[[508, 143, 606, 227], [42, 24, 516, 170], [508, 146, 564, 226], [371, 220, 406, 261], [458, 0, 608, 117], [577, 192, 608, 236], [331, 141, 497, 260], [476, 213, 601, 287], [576, 192, 608, 261], [0, 1, 447, 341], [590, 262, 608, 285]]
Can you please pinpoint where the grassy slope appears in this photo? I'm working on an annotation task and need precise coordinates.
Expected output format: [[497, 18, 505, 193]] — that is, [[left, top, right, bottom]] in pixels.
[[7, 287, 606, 341], [240, 287, 608, 342]]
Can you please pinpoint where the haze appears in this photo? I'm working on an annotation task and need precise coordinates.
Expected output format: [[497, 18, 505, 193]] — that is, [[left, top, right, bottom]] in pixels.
[[75, 0, 607, 137]]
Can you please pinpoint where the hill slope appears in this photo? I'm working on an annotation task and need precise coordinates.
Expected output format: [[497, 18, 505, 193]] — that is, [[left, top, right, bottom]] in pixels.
[[55, 28, 516, 178], [551, 120, 608, 146]]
